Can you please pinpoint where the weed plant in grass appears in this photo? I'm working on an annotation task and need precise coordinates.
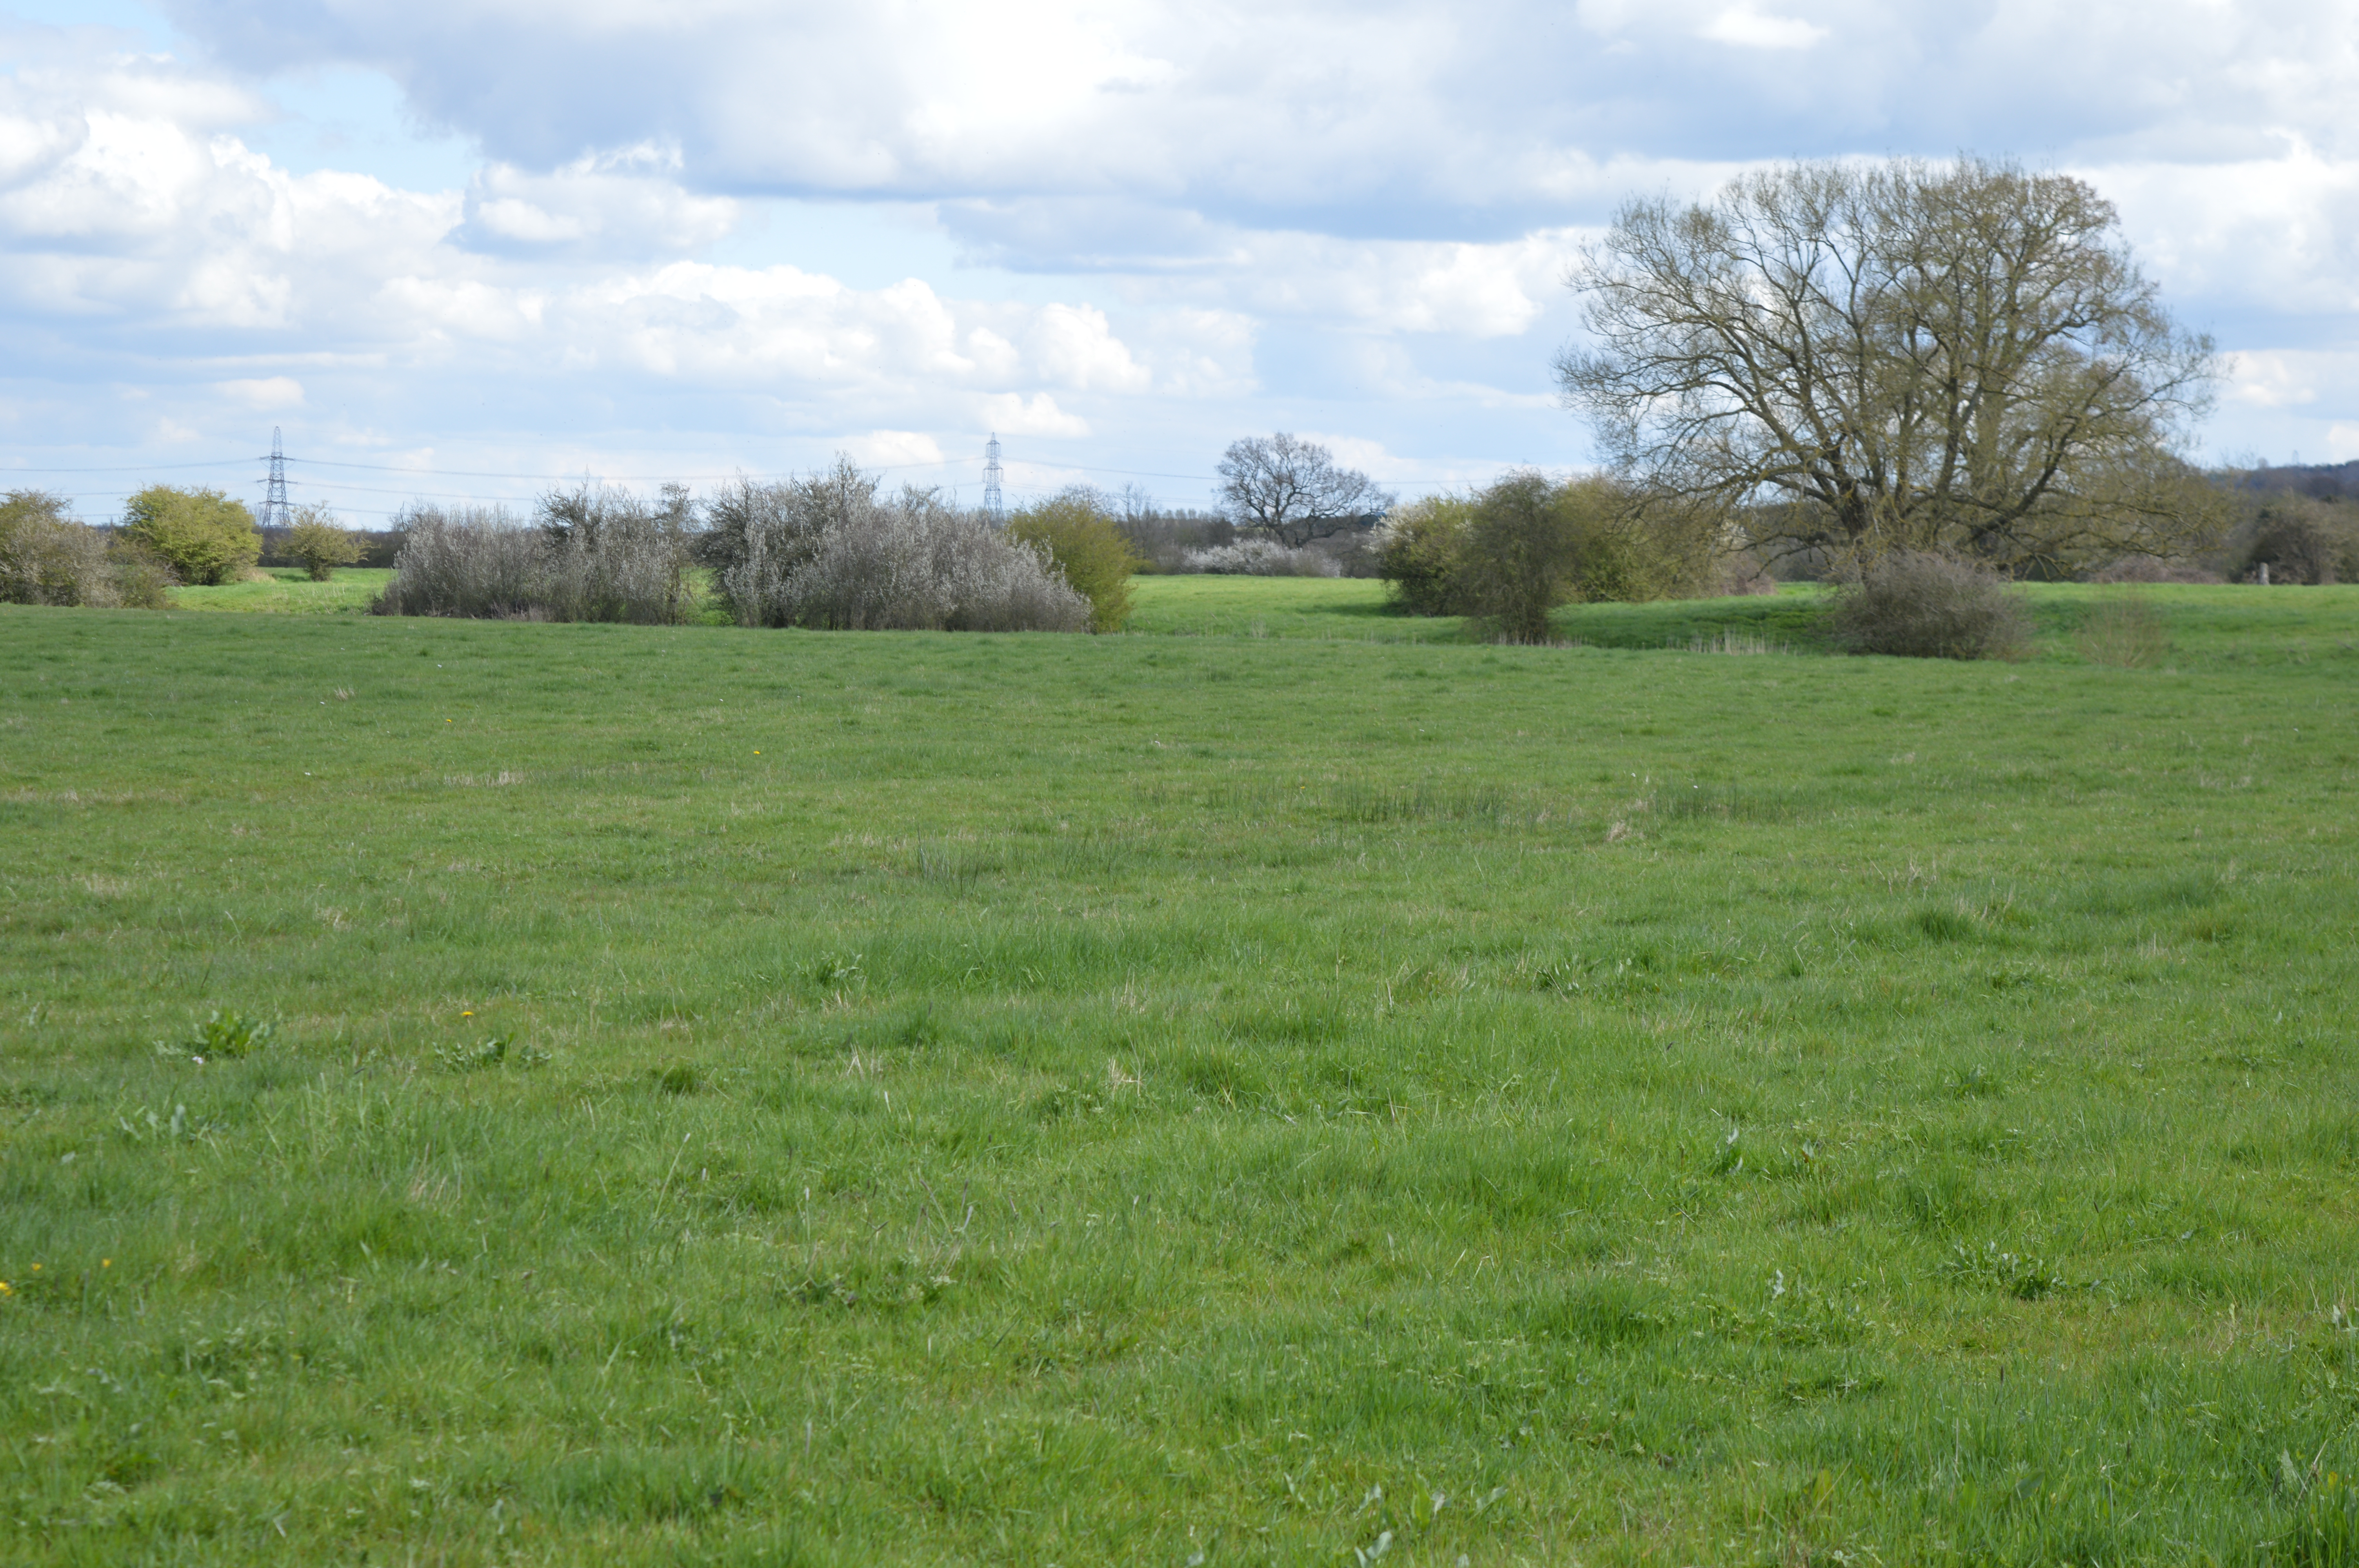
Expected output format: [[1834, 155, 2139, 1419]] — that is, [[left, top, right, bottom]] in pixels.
[[1, 584, 2357, 1564], [2076, 593, 2175, 668]]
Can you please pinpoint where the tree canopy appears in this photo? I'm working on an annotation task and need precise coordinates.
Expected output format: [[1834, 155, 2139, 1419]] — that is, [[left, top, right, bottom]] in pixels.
[[1556, 158, 2220, 577], [1215, 433, 1391, 549], [1008, 487, 1142, 632], [119, 485, 259, 586]]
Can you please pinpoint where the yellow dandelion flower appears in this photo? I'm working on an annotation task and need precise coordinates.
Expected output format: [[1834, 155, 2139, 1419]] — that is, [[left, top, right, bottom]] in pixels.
[[102, 1259, 111, 1269], [0, 1282, 12, 1297]]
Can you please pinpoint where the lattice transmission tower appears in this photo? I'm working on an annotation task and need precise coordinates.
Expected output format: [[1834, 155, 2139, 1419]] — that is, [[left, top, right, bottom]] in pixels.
[[983, 432, 1004, 524], [259, 426, 292, 533]]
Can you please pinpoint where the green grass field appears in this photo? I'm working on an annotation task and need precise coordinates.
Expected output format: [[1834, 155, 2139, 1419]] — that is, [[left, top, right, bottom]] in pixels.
[[4, 580, 2357, 1564], [167, 568, 393, 616]]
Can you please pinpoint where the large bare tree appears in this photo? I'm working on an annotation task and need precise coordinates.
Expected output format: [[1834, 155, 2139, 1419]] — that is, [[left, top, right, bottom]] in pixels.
[[1556, 158, 2221, 576], [1216, 433, 1392, 548]]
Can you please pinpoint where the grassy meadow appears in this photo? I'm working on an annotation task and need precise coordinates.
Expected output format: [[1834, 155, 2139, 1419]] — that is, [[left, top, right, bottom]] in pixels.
[[167, 567, 393, 617], [3, 579, 2357, 1564]]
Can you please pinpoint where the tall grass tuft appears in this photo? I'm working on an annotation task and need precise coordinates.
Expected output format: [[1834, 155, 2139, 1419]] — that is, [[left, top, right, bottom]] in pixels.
[[2075, 593, 2172, 667]]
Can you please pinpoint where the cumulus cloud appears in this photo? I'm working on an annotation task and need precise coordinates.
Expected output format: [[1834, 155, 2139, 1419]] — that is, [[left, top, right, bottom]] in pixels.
[[144, 0, 2359, 239], [9, 0, 2359, 480], [980, 391, 1089, 437], [841, 429, 944, 467], [461, 145, 740, 256], [217, 374, 304, 407], [0, 38, 1230, 399], [1696, 6, 1827, 50], [2088, 143, 2359, 317]]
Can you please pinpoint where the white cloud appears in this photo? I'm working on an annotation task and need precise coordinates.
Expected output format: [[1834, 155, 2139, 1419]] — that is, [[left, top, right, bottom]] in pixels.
[[218, 374, 305, 407], [10, 0, 2359, 481], [2088, 143, 2359, 316], [142, 0, 2359, 247], [462, 147, 740, 256], [980, 392, 1089, 438], [0, 44, 1225, 415], [842, 429, 943, 467], [1131, 307, 1258, 398], [2221, 351, 2324, 409], [1019, 303, 1150, 392], [1697, 5, 1828, 50]]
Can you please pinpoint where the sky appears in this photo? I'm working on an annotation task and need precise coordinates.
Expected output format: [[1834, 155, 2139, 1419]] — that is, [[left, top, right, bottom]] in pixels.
[[2, 0, 2356, 521]]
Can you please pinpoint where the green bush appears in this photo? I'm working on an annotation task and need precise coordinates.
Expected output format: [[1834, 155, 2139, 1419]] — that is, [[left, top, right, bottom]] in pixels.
[[1828, 550, 2030, 659], [120, 486, 259, 586], [1373, 495, 1475, 614], [0, 490, 108, 605], [105, 538, 178, 609], [0, 490, 176, 609], [1008, 488, 1143, 632], [1379, 478, 1724, 627], [1459, 470, 1588, 642], [284, 504, 362, 581]]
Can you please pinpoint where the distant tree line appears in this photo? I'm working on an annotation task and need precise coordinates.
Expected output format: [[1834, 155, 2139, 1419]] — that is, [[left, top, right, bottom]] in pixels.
[[1347, 153, 2356, 656], [10, 148, 2350, 646], [1, 483, 369, 608]]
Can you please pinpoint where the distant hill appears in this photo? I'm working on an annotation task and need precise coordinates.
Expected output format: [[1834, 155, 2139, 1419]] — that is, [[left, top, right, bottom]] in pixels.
[[2236, 460, 2359, 502]]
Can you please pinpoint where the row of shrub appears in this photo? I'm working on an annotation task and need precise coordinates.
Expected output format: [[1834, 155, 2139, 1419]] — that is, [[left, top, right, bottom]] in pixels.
[[377, 488, 698, 624], [1, 483, 374, 609], [1372, 472, 1748, 641], [0, 491, 177, 608], [2, 486, 371, 609], [16, 464, 2341, 664], [1364, 470, 2061, 659], [376, 465, 1144, 633]]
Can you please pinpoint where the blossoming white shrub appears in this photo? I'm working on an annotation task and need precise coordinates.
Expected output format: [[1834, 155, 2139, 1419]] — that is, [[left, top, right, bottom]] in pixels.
[[709, 460, 1087, 632]]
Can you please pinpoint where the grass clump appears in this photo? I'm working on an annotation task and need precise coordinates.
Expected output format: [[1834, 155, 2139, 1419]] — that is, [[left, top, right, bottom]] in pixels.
[[2282, 1469, 2359, 1568], [1828, 548, 2031, 658], [434, 1034, 546, 1072], [2076, 591, 2174, 666], [181, 1009, 273, 1060]]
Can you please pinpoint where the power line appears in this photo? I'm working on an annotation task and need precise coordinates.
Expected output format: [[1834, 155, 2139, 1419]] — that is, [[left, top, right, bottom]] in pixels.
[[0, 459, 258, 474], [280, 455, 973, 481]]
